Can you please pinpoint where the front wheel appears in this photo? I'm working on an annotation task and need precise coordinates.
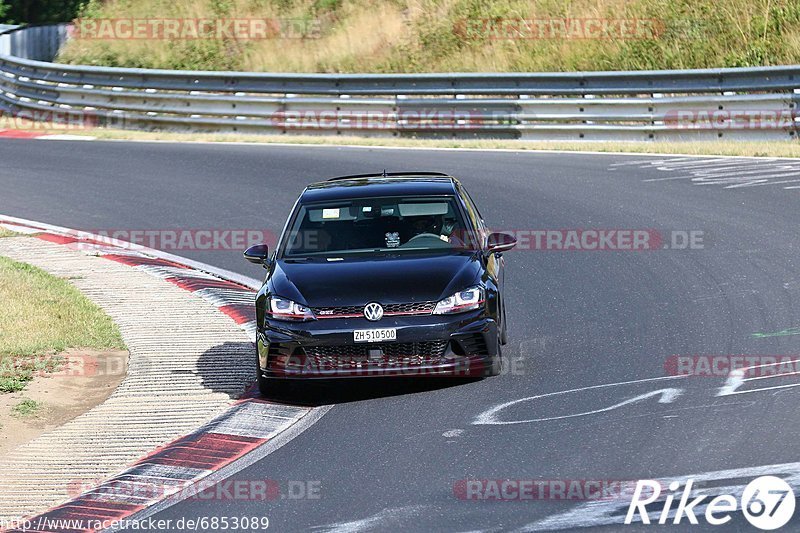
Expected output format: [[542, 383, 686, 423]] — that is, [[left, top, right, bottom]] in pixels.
[[499, 294, 509, 345], [487, 337, 503, 377], [256, 366, 271, 396]]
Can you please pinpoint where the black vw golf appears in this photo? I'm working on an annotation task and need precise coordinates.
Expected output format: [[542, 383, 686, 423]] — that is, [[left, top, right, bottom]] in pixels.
[[244, 172, 516, 394]]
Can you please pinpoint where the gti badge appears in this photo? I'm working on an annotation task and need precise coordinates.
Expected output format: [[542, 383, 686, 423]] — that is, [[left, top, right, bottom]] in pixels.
[[364, 302, 384, 321]]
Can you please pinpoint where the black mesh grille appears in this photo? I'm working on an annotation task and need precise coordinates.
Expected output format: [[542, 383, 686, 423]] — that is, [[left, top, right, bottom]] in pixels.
[[383, 302, 437, 314], [300, 341, 449, 369], [313, 301, 435, 317]]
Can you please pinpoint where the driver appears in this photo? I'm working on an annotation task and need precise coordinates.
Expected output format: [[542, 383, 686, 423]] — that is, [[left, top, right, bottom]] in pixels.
[[410, 215, 441, 237], [405, 215, 471, 248]]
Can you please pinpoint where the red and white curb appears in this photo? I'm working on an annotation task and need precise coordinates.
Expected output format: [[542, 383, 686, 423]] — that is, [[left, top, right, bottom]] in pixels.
[[0, 215, 330, 533]]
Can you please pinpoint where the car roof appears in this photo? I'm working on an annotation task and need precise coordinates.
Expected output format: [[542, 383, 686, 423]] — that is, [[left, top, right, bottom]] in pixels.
[[301, 172, 460, 203]]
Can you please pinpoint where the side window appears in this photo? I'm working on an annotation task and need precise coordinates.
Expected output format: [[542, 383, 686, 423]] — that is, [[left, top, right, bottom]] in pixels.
[[458, 186, 488, 245], [463, 188, 485, 228]]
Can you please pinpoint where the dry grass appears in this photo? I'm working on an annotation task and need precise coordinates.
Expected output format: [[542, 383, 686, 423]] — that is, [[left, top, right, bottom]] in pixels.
[[57, 0, 800, 72], [0, 255, 125, 393], [244, 3, 412, 72], [74, 127, 800, 158]]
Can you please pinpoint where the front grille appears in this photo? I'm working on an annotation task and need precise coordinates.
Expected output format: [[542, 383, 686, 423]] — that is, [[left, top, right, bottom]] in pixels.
[[313, 301, 436, 318], [306, 341, 447, 358], [298, 341, 449, 370], [383, 301, 437, 314]]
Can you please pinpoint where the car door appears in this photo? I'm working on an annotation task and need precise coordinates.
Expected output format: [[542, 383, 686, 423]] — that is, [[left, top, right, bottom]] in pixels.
[[458, 184, 505, 318]]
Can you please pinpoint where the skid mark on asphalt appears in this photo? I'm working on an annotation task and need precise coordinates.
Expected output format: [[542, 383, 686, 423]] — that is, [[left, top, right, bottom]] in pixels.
[[609, 157, 800, 190]]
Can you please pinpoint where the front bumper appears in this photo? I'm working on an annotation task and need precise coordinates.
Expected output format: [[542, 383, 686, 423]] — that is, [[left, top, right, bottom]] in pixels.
[[257, 309, 498, 378]]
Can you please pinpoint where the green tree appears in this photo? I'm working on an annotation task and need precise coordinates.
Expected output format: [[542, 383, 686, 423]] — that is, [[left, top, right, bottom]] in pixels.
[[0, 1, 10, 23], [2, 0, 85, 24]]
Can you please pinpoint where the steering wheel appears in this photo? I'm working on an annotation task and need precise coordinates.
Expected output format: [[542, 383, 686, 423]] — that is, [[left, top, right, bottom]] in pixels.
[[406, 232, 442, 244]]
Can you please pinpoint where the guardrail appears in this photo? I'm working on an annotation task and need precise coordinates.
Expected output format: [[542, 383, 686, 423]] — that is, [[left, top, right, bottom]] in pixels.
[[0, 24, 67, 61], [1, 23, 799, 141], [0, 24, 19, 56]]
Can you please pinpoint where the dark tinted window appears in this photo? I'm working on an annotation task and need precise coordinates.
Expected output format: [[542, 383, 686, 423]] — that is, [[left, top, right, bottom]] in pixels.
[[282, 196, 477, 257]]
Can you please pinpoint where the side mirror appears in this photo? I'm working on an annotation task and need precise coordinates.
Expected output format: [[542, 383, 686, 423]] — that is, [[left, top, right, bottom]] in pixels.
[[486, 232, 517, 254], [244, 244, 270, 267]]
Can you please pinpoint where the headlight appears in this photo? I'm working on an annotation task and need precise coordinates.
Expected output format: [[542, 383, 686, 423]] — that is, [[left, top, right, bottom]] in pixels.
[[267, 296, 316, 321], [433, 286, 485, 315]]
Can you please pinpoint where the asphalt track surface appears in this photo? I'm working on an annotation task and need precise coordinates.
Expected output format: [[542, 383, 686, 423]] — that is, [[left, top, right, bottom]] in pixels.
[[2, 139, 800, 532]]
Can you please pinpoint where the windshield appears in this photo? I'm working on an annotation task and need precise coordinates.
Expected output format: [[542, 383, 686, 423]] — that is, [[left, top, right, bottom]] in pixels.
[[282, 195, 477, 257]]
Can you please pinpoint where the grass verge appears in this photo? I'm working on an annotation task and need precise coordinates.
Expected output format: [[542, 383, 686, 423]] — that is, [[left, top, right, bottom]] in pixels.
[[64, 128, 800, 158], [0, 255, 125, 393]]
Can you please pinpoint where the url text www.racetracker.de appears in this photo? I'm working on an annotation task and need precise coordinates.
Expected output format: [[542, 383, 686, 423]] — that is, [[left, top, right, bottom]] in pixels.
[[1, 515, 270, 532]]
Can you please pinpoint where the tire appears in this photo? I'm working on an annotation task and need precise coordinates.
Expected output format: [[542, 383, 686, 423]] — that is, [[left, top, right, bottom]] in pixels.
[[257, 367, 271, 396], [500, 297, 509, 345], [487, 336, 503, 377]]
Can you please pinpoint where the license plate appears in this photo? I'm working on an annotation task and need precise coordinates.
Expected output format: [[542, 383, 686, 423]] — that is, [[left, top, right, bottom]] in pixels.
[[354, 328, 397, 343]]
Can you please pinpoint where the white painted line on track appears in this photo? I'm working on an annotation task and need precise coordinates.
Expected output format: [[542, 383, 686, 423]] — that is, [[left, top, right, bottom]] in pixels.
[[615, 157, 800, 190], [717, 358, 800, 396], [473, 375, 687, 425]]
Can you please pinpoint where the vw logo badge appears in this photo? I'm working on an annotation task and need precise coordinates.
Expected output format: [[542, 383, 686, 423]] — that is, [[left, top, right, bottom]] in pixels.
[[364, 302, 384, 321]]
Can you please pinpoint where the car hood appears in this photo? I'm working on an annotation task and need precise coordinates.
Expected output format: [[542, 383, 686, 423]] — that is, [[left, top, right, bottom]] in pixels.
[[269, 252, 482, 307]]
